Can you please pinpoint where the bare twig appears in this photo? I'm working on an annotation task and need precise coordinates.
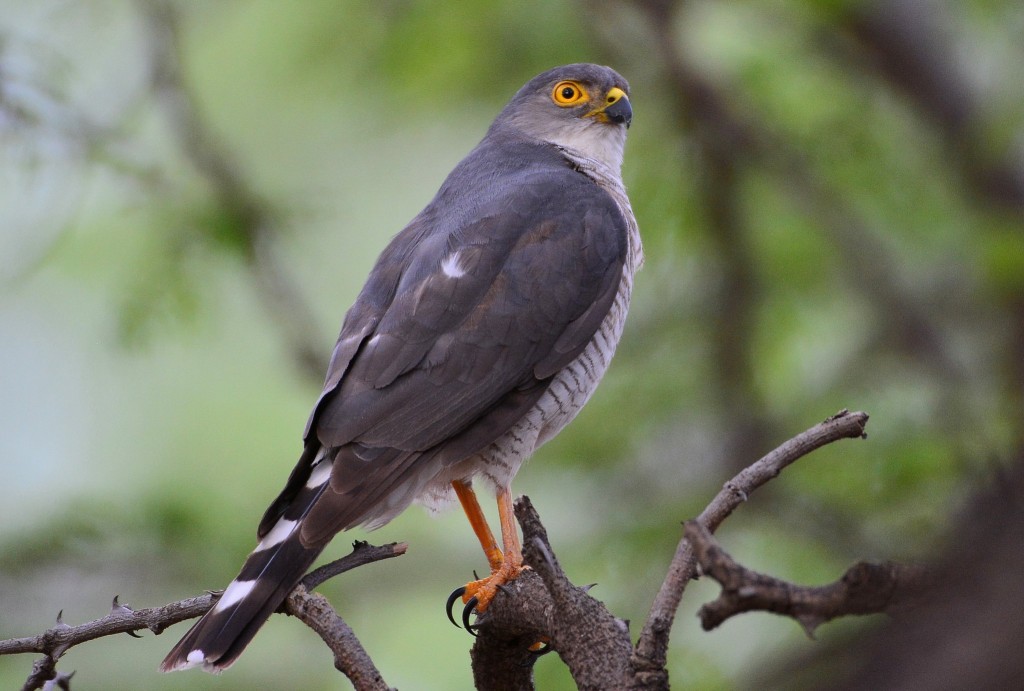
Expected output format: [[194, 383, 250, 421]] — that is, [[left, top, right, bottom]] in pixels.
[[629, 409, 870, 689], [475, 412, 871, 690], [284, 586, 395, 691], [0, 595, 213, 657], [685, 520, 930, 634], [6, 595, 213, 691], [697, 409, 869, 530], [1, 541, 405, 690], [300, 541, 408, 591]]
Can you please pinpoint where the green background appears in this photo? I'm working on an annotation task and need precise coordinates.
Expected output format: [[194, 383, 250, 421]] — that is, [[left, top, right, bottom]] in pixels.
[[1, 1, 1021, 689]]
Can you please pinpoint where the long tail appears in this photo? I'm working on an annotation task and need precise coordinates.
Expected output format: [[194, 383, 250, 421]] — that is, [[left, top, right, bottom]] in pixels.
[[160, 452, 333, 673]]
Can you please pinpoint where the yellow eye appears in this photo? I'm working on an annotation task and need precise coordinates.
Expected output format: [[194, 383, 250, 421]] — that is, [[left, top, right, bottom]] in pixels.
[[552, 81, 587, 106]]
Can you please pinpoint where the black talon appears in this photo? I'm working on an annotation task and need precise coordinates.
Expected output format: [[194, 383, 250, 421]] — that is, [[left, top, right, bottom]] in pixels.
[[462, 597, 479, 635], [446, 587, 467, 628]]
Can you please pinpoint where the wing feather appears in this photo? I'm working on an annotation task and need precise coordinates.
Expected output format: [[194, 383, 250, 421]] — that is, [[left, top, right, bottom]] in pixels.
[[274, 144, 628, 536], [317, 180, 624, 450]]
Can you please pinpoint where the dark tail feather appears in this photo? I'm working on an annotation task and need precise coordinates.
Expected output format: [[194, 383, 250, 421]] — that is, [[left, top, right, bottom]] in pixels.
[[160, 456, 333, 673]]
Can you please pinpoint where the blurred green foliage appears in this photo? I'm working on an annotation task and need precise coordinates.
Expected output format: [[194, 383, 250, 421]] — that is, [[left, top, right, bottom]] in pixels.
[[1, 0, 1022, 689]]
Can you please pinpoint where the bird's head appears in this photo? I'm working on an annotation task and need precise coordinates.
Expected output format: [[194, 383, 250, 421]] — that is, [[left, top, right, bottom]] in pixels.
[[494, 63, 632, 172]]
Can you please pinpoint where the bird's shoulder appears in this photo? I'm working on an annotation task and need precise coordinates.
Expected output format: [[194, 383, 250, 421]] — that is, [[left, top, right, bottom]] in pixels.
[[437, 132, 619, 215], [304, 137, 628, 444], [353, 134, 626, 318]]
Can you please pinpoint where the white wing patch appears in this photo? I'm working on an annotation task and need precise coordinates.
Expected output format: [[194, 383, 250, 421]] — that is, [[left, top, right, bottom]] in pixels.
[[440, 251, 466, 278], [305, 458, 333, 489], [255, 518, 297, 552], [214, 579, 256, 613]]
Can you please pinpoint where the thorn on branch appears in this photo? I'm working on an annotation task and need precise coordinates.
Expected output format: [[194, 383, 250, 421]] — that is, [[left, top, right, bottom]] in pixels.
[[110, 595, 134, 616], [3, 540, 404, 690], [530, 534, 558, 573], [725, 481, 749, 502]]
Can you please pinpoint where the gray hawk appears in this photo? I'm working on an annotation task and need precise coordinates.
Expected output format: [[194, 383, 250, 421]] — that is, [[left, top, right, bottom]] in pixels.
[[161, 62, 641, 673]]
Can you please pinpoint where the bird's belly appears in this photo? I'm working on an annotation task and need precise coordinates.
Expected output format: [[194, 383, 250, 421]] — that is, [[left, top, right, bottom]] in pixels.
[[473, 259, 637, 491], [412, 266, 634, 512]]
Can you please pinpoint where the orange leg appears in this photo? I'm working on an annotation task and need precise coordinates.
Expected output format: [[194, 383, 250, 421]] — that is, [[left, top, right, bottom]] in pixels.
[[451, 482, 524, 614], [452, 480, 503, 571], [495, 486, 522, 574]]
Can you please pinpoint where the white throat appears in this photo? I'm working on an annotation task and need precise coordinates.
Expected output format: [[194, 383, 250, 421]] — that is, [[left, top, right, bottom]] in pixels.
[[543, 121, 626, 173]]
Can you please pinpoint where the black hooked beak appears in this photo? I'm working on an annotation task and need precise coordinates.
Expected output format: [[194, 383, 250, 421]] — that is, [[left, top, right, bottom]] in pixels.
[[603, 87, 633, 128]]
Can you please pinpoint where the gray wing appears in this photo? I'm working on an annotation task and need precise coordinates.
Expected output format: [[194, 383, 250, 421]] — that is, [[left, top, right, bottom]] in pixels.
[[260, 165, 627, 543]]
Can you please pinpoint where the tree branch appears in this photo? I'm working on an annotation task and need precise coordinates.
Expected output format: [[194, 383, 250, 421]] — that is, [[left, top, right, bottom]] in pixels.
[[685, 520, 931, 635], [697, 409, 869, 531], [1, 541, 406, 690], [300, 540, 408, 591], [283, 585, 395, 691], [0, 595, 214, 662], [467, 548, 550, 690], [468, 497, 633, 691], [467, 411, 873, 691], [3, 411, 887, 691], [629, 409, 870, 689], [517, 497, 633, 690]]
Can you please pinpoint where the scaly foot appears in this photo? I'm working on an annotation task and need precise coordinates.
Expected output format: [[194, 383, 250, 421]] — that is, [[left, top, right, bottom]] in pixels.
[[446, 555, 526, 633]]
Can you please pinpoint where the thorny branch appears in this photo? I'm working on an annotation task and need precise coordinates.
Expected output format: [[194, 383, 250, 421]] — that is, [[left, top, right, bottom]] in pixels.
[[3, 594, 214, 691], [3, 410, 932, 691], [2, 541, 406, 691]]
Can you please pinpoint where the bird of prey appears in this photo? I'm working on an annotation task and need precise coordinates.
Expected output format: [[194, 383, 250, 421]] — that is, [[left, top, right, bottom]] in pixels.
[[161, 62, 641, 673]]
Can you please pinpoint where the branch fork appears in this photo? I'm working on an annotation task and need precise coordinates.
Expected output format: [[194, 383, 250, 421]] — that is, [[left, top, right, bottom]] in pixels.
[[5, 410, 910, 691]]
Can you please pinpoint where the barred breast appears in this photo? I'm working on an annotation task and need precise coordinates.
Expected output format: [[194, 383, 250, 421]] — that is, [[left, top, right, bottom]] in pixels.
[[471, 152, 643, 491]]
